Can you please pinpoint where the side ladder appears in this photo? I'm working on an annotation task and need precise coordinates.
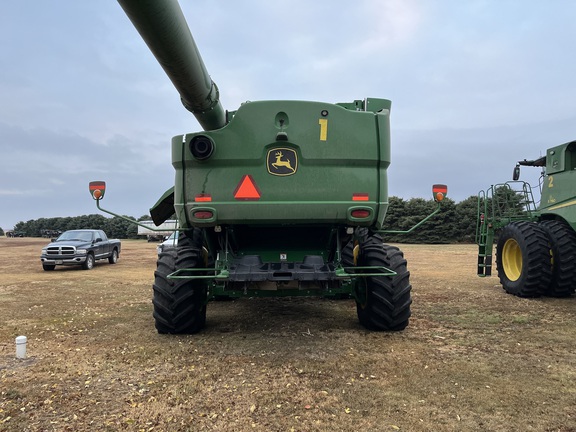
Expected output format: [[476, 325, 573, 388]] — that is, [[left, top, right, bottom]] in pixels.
[[476, 190, 492, 277], [475, 181, 538, 278]]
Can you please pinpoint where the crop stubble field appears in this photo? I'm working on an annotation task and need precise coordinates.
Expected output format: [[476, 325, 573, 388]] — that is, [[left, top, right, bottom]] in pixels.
[[1, 238, 575, 431]]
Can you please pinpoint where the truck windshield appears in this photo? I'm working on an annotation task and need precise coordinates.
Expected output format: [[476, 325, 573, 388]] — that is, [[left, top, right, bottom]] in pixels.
[[57, 231, 94, 242]]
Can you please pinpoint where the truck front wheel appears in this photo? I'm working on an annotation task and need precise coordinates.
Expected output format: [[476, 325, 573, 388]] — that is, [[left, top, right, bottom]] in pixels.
[[152, 229, 207, 334], [355, 234, 412, 331], [82, 253, 95, 270], [496, 221, 551, 297]]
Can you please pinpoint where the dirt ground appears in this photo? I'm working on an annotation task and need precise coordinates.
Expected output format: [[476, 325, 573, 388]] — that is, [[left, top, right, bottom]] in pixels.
[[1, 237, 575, 431]]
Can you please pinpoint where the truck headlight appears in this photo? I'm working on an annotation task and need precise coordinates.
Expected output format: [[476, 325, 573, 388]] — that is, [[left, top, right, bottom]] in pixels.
[[76, 249, 87, 255], [41, 248, 47, 254]]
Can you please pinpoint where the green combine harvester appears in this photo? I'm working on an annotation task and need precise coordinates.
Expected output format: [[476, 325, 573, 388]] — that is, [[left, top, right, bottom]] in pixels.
[[90, 0, 447, 334], [477, 140, 576, 297]]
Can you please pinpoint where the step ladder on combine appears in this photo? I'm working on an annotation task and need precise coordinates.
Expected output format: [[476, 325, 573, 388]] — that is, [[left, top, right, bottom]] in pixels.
[[476, 181, 538, 277]]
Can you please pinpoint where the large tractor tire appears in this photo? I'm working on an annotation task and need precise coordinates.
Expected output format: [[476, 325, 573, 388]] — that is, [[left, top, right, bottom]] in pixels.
[[341, 227, 367, 268], [496, 221, 552, 297], [539, 220, 576, 297], [152, 229, 208, 334], [341, 239, 356, 268], [354, 233, 412, 331]]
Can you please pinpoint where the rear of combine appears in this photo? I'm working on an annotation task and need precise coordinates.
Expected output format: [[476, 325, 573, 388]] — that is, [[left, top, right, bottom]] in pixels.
[[158, 96, 411, 334], [477, 140, 576, 297], [90, 0, 447, 334]]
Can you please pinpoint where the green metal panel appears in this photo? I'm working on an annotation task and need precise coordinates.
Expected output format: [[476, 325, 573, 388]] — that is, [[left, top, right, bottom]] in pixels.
[[545, 144, 566, 174], [540, 141, 576, 231], [172, 99, 391, 230]]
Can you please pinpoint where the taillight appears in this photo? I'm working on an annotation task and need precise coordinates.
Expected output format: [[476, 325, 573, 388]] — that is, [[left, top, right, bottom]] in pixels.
[[193, 211, 213, 219], [351, 209, 371, 219]]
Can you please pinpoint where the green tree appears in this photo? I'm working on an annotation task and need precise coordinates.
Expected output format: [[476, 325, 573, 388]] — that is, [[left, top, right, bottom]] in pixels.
[[382, 196, 463, 244], [381, 196, 406, 242], [12, 214, 140, 238], [491, 185, 527, 218], [104, 216, 138, 239], [454, 195, 480, 243], [419, 197, 457, 244]]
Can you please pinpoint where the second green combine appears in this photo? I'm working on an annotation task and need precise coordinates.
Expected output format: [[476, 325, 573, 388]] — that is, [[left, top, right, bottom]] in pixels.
[[477, 140, 576, 297]]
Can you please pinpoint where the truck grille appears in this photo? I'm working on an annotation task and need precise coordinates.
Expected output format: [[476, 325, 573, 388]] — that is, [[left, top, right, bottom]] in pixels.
[[46, 246, 76, 256]]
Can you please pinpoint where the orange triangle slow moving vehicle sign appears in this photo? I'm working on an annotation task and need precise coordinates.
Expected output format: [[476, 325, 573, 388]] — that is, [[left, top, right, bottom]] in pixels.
[[234, 175, 261, 200]]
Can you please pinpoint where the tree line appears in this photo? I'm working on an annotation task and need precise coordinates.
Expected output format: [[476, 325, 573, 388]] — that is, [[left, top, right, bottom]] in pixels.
[[3, 195, 492, 243], [7, 214, 147, 240], [378, 196, 469, 243]]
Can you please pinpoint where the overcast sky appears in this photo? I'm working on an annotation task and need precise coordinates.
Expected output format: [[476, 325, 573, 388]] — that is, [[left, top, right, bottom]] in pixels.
[[2, 1, 576, 230]]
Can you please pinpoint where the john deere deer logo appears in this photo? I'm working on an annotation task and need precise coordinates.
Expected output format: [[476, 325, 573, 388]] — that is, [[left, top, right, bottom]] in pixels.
[[267, 148, 298, 176], [272, 151, 294, 171]]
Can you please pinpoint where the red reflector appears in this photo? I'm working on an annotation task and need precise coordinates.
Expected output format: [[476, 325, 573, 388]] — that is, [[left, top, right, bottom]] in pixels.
[[351, 209, 371, 218], [352, 193, 369, 201], [89, 181, 106, 200], [433, 184, 448, 194], [195, 194, 212, 202], [193, 211, 213, 219], [234, 175, 261, 200], [89, 181, 106, 192]]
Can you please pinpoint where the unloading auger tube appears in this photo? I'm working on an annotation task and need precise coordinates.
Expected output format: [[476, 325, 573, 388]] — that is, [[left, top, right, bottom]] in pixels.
[[117, 0, 225, 131]]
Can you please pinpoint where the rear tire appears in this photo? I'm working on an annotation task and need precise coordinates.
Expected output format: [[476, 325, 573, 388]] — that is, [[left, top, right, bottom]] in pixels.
[[539, 220, 576, 297], [355, 233, 412, 331], [152, 229, 207, 334], [496, 221, 551, 297]]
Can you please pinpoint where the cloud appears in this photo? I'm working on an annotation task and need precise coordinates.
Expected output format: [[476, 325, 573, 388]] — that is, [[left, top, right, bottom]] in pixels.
[[2, 0, 576, 230], [390, 116, 576, 203], [0, 189, 33, 196]]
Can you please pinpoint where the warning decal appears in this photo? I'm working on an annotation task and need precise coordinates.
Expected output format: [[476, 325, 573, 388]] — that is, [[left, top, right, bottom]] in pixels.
[[234, 175, 261, 200]]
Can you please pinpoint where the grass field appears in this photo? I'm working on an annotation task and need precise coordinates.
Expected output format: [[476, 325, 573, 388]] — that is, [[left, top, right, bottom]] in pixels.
[[1, 238, 575, 431]]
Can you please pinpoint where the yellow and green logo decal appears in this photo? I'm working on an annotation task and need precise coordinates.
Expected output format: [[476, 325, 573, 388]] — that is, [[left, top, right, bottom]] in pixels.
[[267, 148, 298, 176]]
